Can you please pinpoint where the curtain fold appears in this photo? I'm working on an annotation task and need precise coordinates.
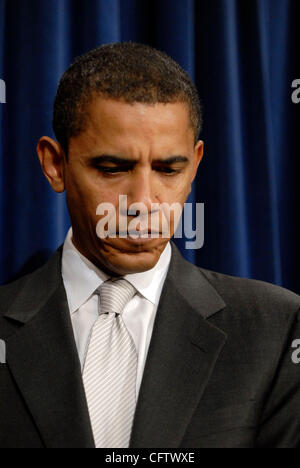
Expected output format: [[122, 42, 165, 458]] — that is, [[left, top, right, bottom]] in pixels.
[[0, 0, 298, 294]]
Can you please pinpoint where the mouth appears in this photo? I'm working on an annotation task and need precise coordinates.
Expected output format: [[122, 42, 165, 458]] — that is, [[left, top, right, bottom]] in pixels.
[[107, 229, 161, 236], [127, 230, 161, 238], [106, 230, 164, 244]]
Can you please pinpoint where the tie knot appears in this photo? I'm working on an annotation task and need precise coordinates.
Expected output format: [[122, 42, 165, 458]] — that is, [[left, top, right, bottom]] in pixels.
[[98, 278, 136, 316]]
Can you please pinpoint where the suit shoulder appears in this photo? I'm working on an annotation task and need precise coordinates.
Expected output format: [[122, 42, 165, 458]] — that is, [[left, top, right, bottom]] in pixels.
[[198, 267, 300, 316], [0, 273, 32, 315], [0, 247, 63, 316]]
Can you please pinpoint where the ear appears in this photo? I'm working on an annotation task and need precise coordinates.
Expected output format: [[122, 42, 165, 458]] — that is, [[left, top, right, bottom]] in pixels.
[[191, 140, 204, 183], [36, 136, 66, 193]]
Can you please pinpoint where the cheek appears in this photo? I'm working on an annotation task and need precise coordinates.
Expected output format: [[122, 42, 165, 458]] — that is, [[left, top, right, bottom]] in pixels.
[[160, 176, 192, 203], [66, 169, 117, 211]]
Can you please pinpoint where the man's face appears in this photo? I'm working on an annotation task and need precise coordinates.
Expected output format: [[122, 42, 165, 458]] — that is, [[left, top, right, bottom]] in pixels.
[[61, 97, 203, 275]]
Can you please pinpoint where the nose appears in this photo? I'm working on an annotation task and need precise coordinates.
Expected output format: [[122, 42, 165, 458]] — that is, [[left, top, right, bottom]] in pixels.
[[126, 168, 157, 216]]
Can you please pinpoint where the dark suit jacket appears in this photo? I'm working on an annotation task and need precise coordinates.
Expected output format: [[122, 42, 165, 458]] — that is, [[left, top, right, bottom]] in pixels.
[[0, 243, 299, 448]]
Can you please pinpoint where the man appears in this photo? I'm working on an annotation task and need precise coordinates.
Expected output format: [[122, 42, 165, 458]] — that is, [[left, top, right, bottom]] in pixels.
[[0, 42, 299, 448]]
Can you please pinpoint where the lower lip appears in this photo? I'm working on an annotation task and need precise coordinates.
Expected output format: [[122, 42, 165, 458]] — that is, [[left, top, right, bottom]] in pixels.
[[118, 234, 162, 245]]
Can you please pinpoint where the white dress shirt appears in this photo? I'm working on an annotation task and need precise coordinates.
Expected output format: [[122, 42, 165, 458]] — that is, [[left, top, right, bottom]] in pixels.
[[62, 227, 171, 398]]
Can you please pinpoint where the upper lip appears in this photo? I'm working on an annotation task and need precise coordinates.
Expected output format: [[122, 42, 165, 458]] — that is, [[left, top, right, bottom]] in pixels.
[[122, 231, 161, 236]]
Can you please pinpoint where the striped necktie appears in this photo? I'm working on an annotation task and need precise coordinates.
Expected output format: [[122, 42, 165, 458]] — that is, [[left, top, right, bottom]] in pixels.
[[82, 278, 137, 448]]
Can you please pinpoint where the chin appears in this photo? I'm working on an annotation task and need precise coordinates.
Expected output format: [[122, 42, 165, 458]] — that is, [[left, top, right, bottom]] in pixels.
[[98, 239, 168, 275], [105, 249, 161, 275]]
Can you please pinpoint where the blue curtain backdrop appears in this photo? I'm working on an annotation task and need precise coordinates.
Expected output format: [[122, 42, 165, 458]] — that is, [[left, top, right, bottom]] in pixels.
[[0, 0, 299, 294]]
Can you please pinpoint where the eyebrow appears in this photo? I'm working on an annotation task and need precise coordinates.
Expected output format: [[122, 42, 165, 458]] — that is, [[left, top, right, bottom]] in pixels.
[[88, 155, 132, 165], [154, 156, 189, 164], [88, 155, 189, 165]]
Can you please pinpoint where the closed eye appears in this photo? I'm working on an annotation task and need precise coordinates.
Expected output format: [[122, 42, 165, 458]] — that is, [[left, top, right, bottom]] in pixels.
[[154, 166, 181, 174], [95, 166, 131, 173], [94, 165, 182, 175]]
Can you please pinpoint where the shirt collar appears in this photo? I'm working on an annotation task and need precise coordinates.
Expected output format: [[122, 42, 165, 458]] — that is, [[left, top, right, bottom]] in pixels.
[[62, 227, 171, 314]]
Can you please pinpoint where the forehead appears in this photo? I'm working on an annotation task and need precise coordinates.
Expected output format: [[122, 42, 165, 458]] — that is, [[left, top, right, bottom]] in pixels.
[[68, 97, 196, 158], [84, 97, 193, 140]]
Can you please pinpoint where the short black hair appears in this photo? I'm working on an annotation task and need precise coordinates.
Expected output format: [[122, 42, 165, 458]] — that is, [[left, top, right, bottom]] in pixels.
[[53, 42, 202, 155]]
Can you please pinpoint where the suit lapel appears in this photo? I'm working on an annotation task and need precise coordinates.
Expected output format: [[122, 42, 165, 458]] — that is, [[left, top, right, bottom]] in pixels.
[[2, 243, 227, 448], [130, 244, 227, 448], [3, 249, 95, 448]]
